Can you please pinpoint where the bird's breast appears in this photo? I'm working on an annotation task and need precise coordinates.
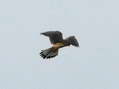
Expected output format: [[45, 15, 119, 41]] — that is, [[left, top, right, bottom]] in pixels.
[[53, 43, 64, 48]]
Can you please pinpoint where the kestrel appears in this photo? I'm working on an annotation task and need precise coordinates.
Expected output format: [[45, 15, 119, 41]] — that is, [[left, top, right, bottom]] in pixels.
[[40, 31, 79, 59]]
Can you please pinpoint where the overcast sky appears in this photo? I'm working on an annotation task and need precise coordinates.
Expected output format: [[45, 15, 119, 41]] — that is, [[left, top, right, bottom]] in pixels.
[[0, 0, 119, 89]]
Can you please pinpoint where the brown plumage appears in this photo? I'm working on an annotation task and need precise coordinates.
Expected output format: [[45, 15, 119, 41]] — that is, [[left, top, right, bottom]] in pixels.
[[40, 31, 79, 59]]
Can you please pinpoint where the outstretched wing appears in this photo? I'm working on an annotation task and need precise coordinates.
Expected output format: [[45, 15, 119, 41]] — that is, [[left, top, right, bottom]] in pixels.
[[41, 31, 63, 44], [40, 47, 58, 59], [64, 36, 79, 47]]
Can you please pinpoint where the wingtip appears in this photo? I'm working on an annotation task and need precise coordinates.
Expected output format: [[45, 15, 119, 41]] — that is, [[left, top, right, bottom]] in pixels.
[[40, 33, 44, 35]]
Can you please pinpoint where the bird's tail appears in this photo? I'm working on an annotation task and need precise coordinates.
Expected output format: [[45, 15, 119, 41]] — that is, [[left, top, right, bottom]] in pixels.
[[40, 47, 58, 59]]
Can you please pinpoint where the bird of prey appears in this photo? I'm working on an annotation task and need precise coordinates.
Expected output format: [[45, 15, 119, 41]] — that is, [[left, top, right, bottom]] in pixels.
[[40, 31, 79, 59]]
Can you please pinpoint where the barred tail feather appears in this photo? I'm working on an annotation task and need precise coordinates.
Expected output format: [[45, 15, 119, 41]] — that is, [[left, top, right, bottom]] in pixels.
[[40, 48, 58, 59], [64, 36, 79, 47]]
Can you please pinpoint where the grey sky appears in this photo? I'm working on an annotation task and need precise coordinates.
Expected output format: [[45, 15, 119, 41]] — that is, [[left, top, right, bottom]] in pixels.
[[0, 0, 119, 89]]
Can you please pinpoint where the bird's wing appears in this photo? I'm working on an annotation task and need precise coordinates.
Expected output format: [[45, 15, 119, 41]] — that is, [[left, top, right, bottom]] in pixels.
[[40, 47, 58, 59], [64, 36, 79, 47], [41, 31, 63, 44]]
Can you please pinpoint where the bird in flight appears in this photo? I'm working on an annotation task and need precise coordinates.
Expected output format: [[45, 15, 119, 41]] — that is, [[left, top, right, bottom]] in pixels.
[[40, 31, 79, 59]]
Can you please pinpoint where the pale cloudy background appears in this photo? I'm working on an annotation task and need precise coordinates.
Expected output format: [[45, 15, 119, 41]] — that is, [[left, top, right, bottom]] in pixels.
[[0, 0, 119, 89]]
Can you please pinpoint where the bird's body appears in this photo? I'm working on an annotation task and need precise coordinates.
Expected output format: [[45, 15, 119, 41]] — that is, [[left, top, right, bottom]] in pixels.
[[40, 31, 79, 59], [53, 43, 65, 48]]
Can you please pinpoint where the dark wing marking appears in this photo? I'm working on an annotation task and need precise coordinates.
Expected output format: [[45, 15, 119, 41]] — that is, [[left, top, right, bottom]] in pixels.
[[40, 48, 58, 59], [64, 36, 79, 47], [41, 31, 63, 44]]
